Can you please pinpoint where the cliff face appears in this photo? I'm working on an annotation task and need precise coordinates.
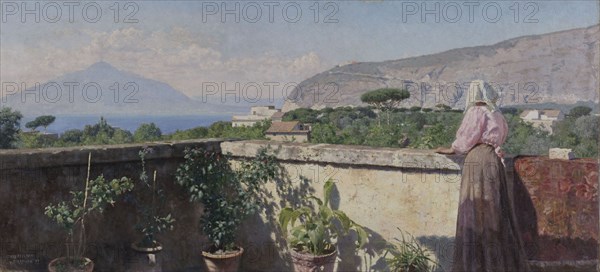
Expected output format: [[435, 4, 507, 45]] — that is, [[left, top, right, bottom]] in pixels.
[[283, 25, 599, 111]]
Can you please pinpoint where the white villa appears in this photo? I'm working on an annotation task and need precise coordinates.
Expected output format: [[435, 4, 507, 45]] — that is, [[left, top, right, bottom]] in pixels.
[[520, 109, 564, 134], [231, 106, 282, 127]]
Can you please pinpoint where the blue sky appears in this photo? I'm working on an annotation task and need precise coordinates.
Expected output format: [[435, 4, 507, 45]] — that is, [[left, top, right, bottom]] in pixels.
[[1, 0, 598, 99]]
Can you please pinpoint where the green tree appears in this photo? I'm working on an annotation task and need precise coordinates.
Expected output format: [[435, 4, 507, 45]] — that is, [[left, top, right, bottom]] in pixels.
[[283, 108, 319, 123], [81, 117, 133, 145], [56, 129, 84, 146], [111, 129, 133, 144], [25, 120, 40, 132], [568, 106, 592, 119], [310, 123, 340, 144], [406, 112, 426, 131], [574, 115, 599, 140], [412, 123, 455, 149], [20, 133, 57, 148], [360, 88, 410, 126], [363, 125, 397, 147], [168, 126, 209, 140], [574, 138, 598, 158], [83, 117, 115, 138], [503, 114, 551, 156], [207, 121, 231, 137], [134, 123, 162, 142], [26, 115, 56, 132], [551, 118, 578, 148], [340, 124, 368, 145], [0, 107, 23, 149]]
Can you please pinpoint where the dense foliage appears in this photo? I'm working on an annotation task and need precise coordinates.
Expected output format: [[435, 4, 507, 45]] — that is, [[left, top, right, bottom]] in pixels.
[[175, 146, 280, 252], [0, 107, 23, 148], [134, 123, 162, 142], [282, 105, 598, 158], [16, 117, 270, 149], [9, 105, 598, 158]]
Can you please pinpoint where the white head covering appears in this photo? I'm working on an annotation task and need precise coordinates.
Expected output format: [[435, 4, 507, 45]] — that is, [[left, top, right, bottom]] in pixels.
[[464, 80, 499, 113]]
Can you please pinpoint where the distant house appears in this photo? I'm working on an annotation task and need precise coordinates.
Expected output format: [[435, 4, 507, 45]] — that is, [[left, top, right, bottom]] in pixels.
[[271, 111, 285, 122], [520, 109, 564, 134], [265, 121, 311, 143], [231, 106, 281, 127]]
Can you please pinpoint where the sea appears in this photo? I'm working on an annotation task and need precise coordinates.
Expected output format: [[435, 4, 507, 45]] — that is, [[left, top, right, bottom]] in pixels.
[[21, 114, 233, 135]]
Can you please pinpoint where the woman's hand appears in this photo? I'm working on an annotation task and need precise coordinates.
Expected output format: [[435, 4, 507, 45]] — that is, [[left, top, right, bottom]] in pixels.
[[435, 147, 455, 154]]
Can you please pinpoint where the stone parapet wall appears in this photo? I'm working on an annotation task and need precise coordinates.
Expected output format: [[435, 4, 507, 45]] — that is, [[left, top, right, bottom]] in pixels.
[[0, 139, 596, 272]]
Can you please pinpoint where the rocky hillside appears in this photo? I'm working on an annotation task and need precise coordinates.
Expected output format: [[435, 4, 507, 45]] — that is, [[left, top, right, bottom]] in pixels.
[[283, 24, 599, 111]]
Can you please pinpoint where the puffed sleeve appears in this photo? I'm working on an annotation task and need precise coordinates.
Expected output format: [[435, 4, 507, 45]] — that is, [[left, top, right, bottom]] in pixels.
[[451, 106, 486, 154], [492, 111, 509, 158]]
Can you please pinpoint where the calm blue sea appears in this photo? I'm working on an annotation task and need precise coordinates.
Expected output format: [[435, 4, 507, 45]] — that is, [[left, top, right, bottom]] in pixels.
[[21, 115, 233, 134]]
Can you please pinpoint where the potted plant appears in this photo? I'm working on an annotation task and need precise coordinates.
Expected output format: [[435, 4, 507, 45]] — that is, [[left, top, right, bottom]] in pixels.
[[278, 178, 369, 272], [175, 146, 280, 272], [44, 153, 134, 272], [129, 148, 175, 271], [383, 228, 438, 272]]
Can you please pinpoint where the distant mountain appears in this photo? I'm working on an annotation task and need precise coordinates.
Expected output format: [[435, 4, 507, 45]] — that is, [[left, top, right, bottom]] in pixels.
[[283, 24, 599, 111], [2, 62, 245, 116]]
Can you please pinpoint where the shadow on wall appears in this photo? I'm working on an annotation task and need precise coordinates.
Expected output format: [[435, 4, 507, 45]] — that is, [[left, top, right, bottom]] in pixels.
[[337, 226, 389, 271], [417, 235, 455, 272], [236, 160, 397, 272], [237, 158, 317, 271]]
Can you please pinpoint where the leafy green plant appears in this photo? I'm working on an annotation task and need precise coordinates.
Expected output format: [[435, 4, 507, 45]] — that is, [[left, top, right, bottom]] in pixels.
[[175, 146, 280, 253], [0, 107, 22, 149], [44, 153, 134, 266], [133, 147, 175, 248], [278, 178, 368, 255], [384, 228, 438, 272]]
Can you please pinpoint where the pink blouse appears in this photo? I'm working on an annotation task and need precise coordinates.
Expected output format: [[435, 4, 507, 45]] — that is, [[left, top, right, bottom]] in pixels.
[[451, 106, 508, 158]]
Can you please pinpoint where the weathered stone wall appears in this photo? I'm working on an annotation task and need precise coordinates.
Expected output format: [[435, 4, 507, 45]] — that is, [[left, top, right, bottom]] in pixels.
[[0, 139, 596, 272], [0, 139, 227, 271], [223, 140, 468, 271]]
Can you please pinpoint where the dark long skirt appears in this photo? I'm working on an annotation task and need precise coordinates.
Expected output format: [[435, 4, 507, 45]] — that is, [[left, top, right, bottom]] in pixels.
[[452, 144, 531, 272]]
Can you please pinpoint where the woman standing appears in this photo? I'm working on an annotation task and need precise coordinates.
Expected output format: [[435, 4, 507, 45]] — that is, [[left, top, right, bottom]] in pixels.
[[435, 80, 530, 272]]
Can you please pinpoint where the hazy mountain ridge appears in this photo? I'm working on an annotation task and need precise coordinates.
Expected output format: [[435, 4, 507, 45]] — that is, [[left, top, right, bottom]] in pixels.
[[283, 24, 599, 111], [2, 62, 246, 116]]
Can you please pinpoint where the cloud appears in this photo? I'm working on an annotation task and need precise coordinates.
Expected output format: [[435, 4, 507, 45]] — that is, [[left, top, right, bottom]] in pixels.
[[1, 27, 328, 101]]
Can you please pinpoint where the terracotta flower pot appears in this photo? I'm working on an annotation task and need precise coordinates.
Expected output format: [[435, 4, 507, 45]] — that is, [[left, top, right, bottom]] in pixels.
[[48, 256, 94, 272], [290, 249, 337, 272], [130, 242, 164, 272], [202, 246, 244, 272]]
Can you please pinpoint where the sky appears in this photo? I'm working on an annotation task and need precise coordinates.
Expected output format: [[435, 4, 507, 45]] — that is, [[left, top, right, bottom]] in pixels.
[[1, 0, 598, 102]]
